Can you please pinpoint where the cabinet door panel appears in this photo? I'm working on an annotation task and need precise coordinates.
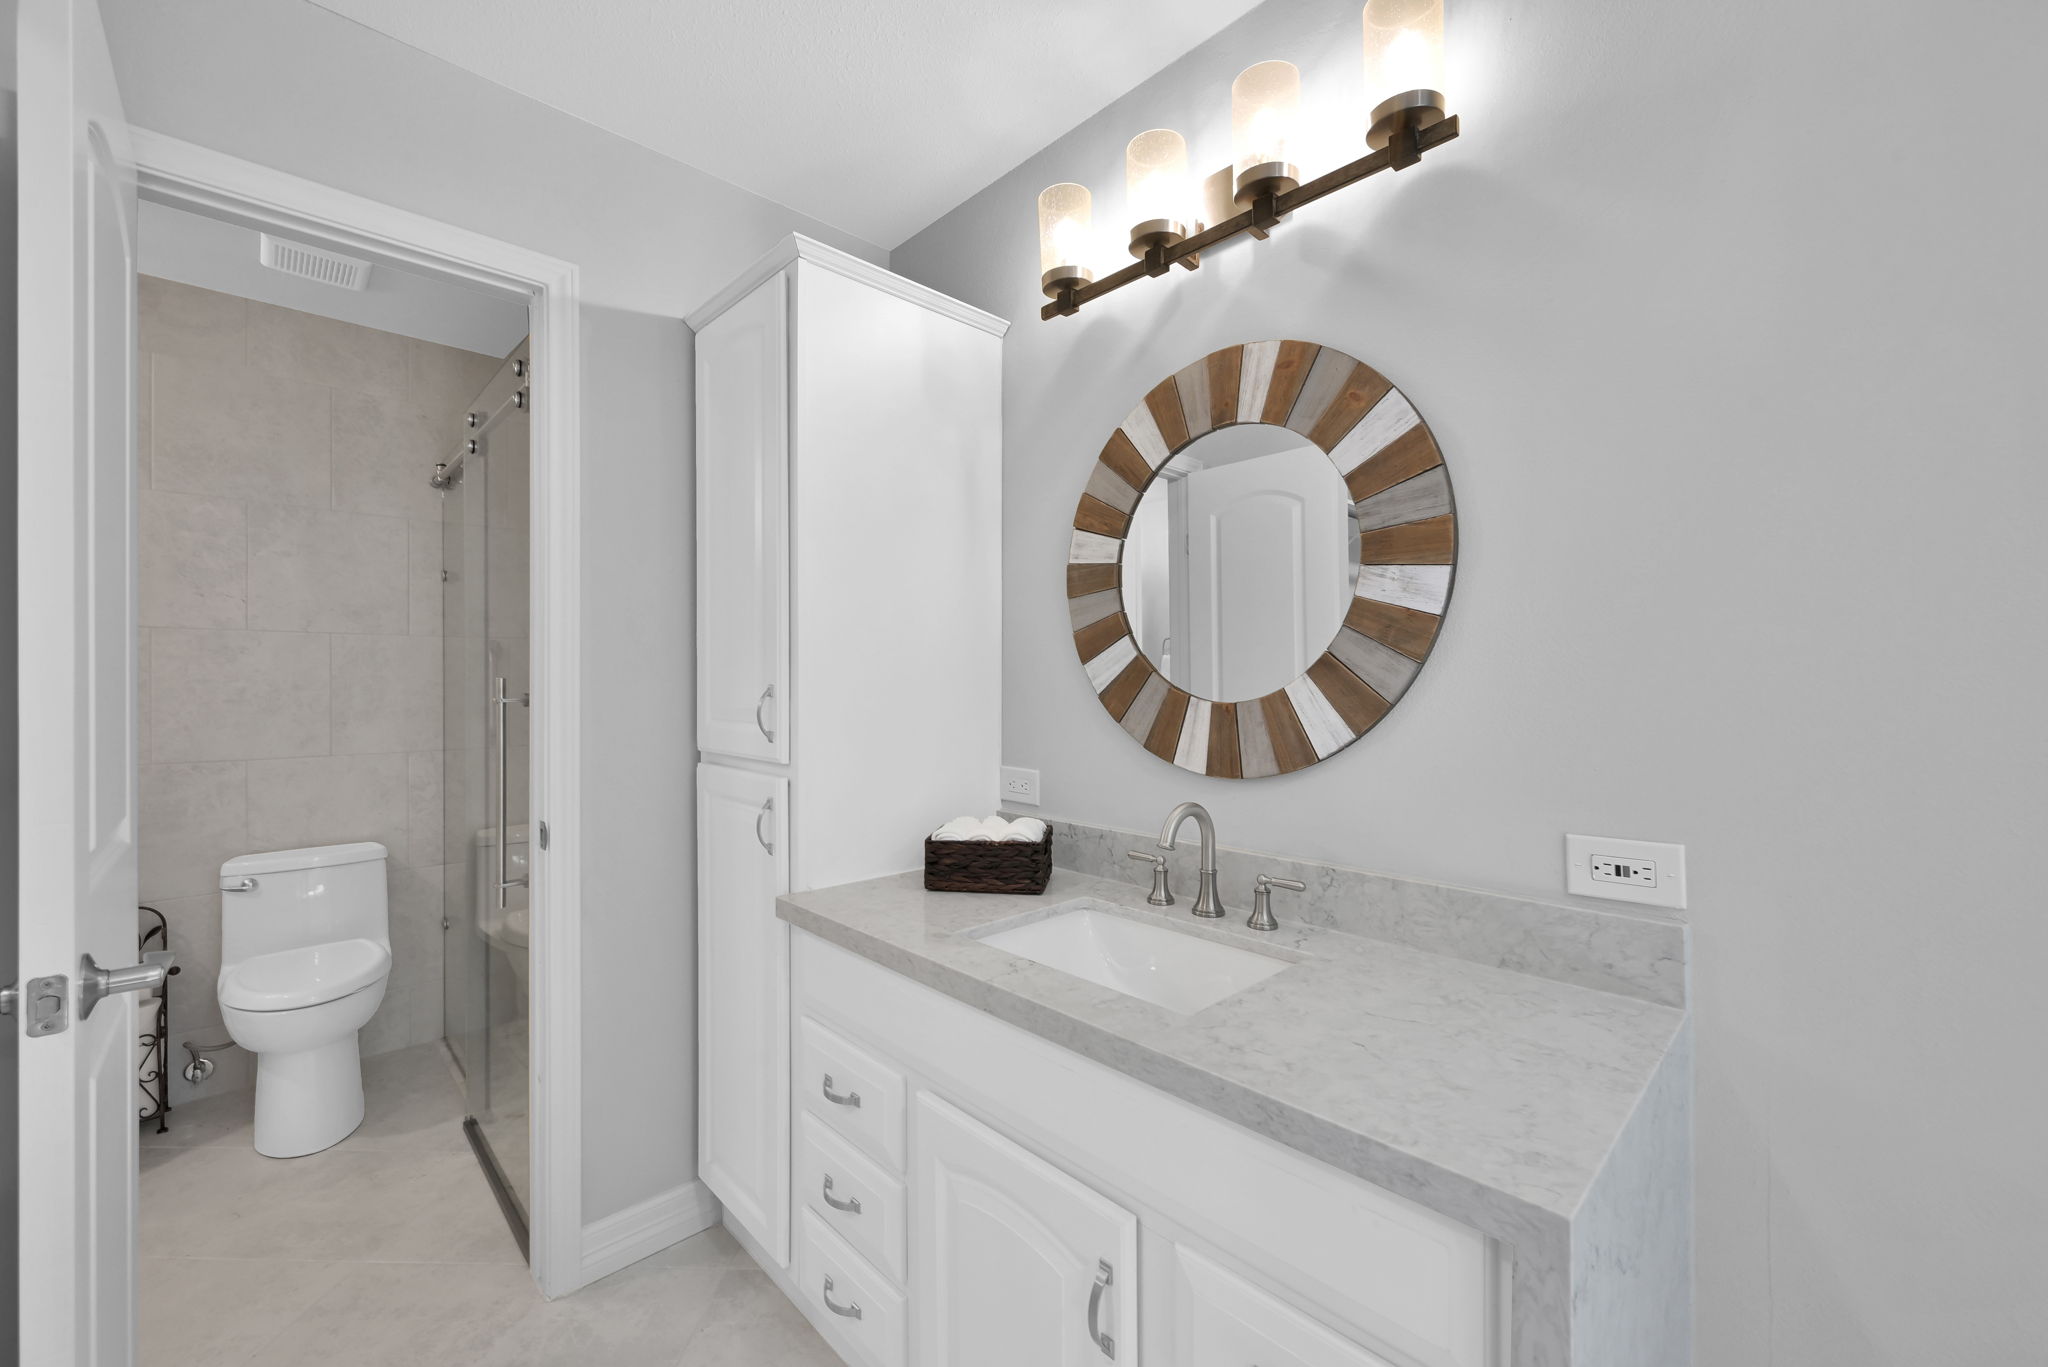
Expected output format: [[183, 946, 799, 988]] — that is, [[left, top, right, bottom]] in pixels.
[[696, 763, 791, 1264], [1175, 1245, 1395, 1367], [913, 1093, 1137, 1366], [696, 272, 789, 763]]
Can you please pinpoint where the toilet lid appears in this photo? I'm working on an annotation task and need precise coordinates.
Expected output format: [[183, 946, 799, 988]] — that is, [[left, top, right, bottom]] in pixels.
[[218, 938, 391, 1013]]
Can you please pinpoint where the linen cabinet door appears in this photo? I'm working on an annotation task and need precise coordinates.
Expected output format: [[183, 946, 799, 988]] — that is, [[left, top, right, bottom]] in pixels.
[[1173, 1245, 1396, 1367], [695, 270, 790, 763], [696, 763, 791, 1265], [913, 1094, 1138, 1366]]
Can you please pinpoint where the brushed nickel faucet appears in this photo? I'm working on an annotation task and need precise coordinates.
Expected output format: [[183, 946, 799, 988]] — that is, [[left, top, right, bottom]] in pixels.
[[1247, 873, 1306, 932], [1126, 850, 1174, 905], [1157, 802, 1225, 918]]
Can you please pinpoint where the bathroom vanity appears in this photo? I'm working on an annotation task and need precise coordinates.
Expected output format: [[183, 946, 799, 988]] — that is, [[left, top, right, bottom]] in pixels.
[[717, 865, 1691, 1367]]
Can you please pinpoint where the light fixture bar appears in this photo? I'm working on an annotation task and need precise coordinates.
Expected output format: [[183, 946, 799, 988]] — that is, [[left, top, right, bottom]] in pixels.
[[1041, 114, 1460, 321]]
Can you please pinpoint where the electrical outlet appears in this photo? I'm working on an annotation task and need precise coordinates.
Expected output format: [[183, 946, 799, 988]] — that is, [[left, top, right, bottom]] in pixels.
[[1566, 834, 1686, 910], [1000, 766, 1041, 807]]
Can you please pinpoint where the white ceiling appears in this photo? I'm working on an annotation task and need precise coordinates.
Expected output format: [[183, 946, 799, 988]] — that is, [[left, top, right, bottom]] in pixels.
[[307, 0, 1266, 248]]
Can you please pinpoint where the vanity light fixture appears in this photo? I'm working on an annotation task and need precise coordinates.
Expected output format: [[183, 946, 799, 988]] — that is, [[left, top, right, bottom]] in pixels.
[[1040, 3, 1460, 321], [1230, 60, 1303, 205], [1125, 128, 1195, 260], [1363, 0, 1447, 149], [1037, 182, 1096, 297]]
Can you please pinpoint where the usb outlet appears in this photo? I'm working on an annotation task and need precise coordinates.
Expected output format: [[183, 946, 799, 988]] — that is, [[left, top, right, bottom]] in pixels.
[[1566, 835, 1686, 910]]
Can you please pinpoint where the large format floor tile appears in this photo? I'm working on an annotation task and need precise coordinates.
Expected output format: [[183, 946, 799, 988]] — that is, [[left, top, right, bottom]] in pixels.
[[139, 1041, 838, 1366]]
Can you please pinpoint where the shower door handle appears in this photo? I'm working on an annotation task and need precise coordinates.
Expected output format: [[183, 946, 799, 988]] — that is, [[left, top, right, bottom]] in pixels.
[[494, 678, 531, 909]]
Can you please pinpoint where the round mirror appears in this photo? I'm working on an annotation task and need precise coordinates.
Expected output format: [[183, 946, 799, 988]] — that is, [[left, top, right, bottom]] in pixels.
[[1068, 340, 1458, 779], [1122, 425, 1359, 702]]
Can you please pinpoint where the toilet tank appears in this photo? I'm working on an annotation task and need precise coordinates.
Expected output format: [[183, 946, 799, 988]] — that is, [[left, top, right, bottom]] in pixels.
[[220, 841, 391, 966]]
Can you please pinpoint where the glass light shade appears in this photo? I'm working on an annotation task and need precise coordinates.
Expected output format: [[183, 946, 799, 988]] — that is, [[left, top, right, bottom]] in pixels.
[[1231, 61, 1302, 181], [1363, 0, 1445, 104], [1037, 183, 1094, 288], [1126, 129, 1191, 234]]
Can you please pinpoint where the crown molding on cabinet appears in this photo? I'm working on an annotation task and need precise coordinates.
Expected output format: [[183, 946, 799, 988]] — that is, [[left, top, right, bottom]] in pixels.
[[685, 232, 1009, 337]]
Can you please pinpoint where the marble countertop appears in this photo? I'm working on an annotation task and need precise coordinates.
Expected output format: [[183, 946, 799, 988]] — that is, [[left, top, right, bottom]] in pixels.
[[777, 867, 1688, 1242]]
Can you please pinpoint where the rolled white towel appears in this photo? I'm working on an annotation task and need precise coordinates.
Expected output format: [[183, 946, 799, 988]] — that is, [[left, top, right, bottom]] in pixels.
[[932, 815, 1046, 843], [931, 816, 984, 842]]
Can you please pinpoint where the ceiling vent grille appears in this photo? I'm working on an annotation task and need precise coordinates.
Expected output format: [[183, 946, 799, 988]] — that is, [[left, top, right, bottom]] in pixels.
[[257, 233, 372, 291]]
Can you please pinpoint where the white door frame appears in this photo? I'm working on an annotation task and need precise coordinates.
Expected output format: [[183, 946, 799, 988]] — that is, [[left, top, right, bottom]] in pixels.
[[125, 130, 587, 1297]]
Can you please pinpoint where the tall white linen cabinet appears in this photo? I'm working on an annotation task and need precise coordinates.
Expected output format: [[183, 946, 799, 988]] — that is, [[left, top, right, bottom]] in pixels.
[[690, 235, 1005, 1271]]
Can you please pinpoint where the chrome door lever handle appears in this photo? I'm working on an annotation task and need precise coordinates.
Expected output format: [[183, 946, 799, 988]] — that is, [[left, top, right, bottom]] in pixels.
[[78, 950, 175, 1020]]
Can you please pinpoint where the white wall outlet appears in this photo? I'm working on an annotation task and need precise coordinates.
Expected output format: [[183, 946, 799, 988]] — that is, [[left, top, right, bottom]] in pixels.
[[1000, 766, 1041, 807], [1566, 834, 1686, 910]]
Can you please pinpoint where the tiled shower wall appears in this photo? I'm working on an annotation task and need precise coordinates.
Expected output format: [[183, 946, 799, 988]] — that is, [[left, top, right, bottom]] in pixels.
[[136, 276, 504, 1105]]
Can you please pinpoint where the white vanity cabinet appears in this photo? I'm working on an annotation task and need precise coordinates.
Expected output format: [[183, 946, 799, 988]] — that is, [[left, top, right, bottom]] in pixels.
[[786, 930, 1505, 1367], [691, 236, 1004, 1271], [913, 1094, 1139, 1367]]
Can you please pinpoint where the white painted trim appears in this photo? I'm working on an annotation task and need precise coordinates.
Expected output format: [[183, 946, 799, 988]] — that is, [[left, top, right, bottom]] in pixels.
[[127, 130, 590, 1299], [578, 1180, 724, 1287], [685, 231, 1009, 336]]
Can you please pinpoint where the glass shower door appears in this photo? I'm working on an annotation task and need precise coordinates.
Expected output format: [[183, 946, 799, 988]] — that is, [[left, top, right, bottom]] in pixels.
[[441, 350, 532, 1243]]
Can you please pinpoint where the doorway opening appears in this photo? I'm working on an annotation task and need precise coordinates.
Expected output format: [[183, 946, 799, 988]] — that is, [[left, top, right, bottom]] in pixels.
[[126, 176, 554, 1320]]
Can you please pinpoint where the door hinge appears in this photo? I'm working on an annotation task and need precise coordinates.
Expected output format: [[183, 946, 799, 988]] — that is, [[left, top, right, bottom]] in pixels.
[[0, 975, 71, 1036]]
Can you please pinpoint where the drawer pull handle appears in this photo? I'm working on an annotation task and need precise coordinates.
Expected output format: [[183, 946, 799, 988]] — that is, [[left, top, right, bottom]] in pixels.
[[822, 1274, 863, 1321], [821, 1174, 862, 1214], [755, 797, 775, 855], [821, 1074, 862, 1108], [755, 684, 777, 742], [1087, 1258, 1116, 1359]]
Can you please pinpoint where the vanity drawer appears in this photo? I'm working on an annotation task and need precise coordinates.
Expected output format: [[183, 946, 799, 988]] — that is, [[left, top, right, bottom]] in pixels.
[[795, 1113, 906, 1283], [797, 1015, 906, 1171], [1173, 1244, 1396, 1367], [797, 1208, 907, 1367]]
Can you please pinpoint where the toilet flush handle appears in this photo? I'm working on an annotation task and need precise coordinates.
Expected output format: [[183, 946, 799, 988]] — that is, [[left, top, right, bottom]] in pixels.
[[221, 876, 258, 892]]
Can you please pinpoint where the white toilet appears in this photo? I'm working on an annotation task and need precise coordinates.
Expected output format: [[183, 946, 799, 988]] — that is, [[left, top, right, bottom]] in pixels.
[[216, 841, 393, 1158]]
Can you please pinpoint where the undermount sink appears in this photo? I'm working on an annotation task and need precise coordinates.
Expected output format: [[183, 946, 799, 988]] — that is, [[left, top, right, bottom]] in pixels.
[[969, 899, 1292, 1014]]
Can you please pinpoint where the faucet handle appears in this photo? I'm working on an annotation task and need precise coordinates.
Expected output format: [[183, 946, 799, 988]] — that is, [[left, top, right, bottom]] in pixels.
[[1247, 873, 1305, 932], [1126, 851, 1174, 907]]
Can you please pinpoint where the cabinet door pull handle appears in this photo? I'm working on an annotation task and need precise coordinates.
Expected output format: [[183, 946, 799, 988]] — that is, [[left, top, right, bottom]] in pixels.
[[821, 1174, 862, 1214], [1087, 1258, 1116, 1359], [755, 684, 777, 742], [755, 797, 775, 855], [822, 1274, 862, 1320], [821, 1074, 861, 1108]]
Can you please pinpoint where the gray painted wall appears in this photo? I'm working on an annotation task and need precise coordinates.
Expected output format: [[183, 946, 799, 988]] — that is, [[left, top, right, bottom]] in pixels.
[[100, 0, 888, 1227], [892, 0, 2048, 1362]]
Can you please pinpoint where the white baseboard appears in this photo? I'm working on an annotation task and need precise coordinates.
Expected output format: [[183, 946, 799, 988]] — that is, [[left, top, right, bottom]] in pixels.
[[575, 1179, 723, 1289]]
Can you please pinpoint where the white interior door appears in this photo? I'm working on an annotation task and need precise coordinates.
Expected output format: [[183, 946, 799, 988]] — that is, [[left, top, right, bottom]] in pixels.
[[914, 1093, 1139, 1366], [15, 0, 142, 1363], [694, 272, 789, 764], [695, 762, 790, 1266], [1184, 448, 1349, 700]]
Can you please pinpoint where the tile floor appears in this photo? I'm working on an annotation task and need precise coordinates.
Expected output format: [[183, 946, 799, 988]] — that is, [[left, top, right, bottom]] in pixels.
[[139, 1041, 839, 1367]]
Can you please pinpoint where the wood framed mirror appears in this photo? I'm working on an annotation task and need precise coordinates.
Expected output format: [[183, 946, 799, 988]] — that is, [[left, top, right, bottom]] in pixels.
[[1069, 341, 1457, 778]]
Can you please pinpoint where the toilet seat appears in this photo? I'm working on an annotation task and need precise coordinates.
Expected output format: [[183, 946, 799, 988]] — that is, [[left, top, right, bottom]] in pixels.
[[217, 938, 391, 1013]]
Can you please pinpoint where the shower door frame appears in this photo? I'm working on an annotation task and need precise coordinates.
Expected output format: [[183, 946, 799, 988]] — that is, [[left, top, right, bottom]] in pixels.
[[129, 132, 589, 1297]]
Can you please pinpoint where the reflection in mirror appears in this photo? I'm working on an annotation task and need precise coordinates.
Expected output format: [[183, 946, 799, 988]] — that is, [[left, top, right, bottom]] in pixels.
[[1123, 424, 1359, 702]]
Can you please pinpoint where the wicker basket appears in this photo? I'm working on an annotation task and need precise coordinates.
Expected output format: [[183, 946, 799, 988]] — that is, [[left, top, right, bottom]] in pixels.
[[924, 829, 1053, 895]]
